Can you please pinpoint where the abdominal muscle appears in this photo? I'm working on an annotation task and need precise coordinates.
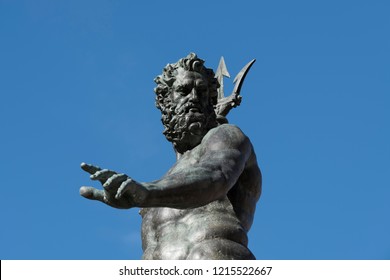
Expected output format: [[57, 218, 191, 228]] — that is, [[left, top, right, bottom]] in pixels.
[[140, 197, 255, 260]]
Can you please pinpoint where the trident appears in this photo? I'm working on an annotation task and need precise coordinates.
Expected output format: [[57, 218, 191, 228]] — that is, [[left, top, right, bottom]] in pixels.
[[214, 57, 256, 119]]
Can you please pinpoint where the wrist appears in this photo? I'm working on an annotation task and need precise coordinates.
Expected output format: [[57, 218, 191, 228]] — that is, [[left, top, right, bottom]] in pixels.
[[130, 181, 150, 207]]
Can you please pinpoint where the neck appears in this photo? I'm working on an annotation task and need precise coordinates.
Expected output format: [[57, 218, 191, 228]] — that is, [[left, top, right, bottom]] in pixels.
[[175, 149, 182, 160], [172, 134, 202, 156]]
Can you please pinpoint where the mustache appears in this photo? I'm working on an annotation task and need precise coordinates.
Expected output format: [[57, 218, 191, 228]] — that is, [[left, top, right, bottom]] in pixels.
[[174, 102, 203, 115], [169, 111, 205, 130]]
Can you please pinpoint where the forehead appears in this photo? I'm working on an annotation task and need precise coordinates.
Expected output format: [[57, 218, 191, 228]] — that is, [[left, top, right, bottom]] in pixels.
[[174, 68, 207, 84]]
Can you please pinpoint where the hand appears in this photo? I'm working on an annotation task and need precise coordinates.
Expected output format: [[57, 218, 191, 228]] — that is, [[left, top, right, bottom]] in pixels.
[[80, 162, 143, 209]]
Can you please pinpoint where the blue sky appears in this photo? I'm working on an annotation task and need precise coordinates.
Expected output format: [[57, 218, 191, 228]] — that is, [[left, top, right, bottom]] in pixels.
[[0, 0, 389, 260]]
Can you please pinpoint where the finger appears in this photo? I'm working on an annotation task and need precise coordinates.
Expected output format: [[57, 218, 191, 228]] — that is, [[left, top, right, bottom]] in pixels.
[[103, 173, 128, 190], [80, 186, 105, 203], [81, 162, 102, 175], [116, 178, 134, 199], [90, 169, 116, 182]]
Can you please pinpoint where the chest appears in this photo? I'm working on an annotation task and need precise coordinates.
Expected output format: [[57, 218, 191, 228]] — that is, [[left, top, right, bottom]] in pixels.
[[166, 146, 205, 175]]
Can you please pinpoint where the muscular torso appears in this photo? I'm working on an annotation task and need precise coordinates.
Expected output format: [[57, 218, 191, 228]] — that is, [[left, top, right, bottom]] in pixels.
[[140, 125, 261, 260]]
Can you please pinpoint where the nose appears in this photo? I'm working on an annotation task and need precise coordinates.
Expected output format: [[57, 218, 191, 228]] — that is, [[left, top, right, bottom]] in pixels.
[[189, 88, 199, 102]]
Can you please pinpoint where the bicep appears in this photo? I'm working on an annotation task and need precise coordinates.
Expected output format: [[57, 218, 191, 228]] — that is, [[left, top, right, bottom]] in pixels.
[[200, 125, 252, 181], [198, 146, 249, 190]]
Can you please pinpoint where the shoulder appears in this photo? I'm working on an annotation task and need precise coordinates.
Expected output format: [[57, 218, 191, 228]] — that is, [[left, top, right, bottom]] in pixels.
[[201, 124, 251, 152]]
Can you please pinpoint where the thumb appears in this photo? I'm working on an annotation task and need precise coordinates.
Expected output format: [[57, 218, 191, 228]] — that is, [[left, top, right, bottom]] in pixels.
[[80, 186, 105, 203]]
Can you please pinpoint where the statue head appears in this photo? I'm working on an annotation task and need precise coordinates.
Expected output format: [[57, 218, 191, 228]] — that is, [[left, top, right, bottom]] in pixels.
[[154, 53, 219, 153]]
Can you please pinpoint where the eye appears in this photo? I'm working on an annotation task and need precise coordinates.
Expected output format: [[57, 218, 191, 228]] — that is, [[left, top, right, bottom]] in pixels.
[[196, 84, 208, 92], [176, 84, 192, 95]]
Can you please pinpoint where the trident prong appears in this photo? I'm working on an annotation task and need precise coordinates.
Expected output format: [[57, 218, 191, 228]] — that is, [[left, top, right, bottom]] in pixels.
[[215, 56, 230, 100], [233, 59, 256, 97]]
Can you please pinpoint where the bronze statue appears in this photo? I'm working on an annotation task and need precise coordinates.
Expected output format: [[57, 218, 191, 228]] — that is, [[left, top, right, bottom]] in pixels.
[[80, 53, 262, 259]]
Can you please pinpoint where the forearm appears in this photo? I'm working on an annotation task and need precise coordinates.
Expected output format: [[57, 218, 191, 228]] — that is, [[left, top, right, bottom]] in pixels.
[[138, 167, 229, 209]]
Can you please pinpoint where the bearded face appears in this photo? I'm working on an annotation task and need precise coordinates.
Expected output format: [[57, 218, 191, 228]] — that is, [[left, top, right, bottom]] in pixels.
[[161, 68, 217, 153]]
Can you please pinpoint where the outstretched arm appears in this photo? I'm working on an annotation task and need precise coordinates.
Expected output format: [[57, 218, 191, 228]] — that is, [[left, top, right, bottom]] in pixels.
[[80, 125, 252, 209]]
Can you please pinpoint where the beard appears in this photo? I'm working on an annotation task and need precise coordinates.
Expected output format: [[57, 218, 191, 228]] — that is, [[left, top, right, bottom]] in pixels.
[[161, 101, 217, 153]]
